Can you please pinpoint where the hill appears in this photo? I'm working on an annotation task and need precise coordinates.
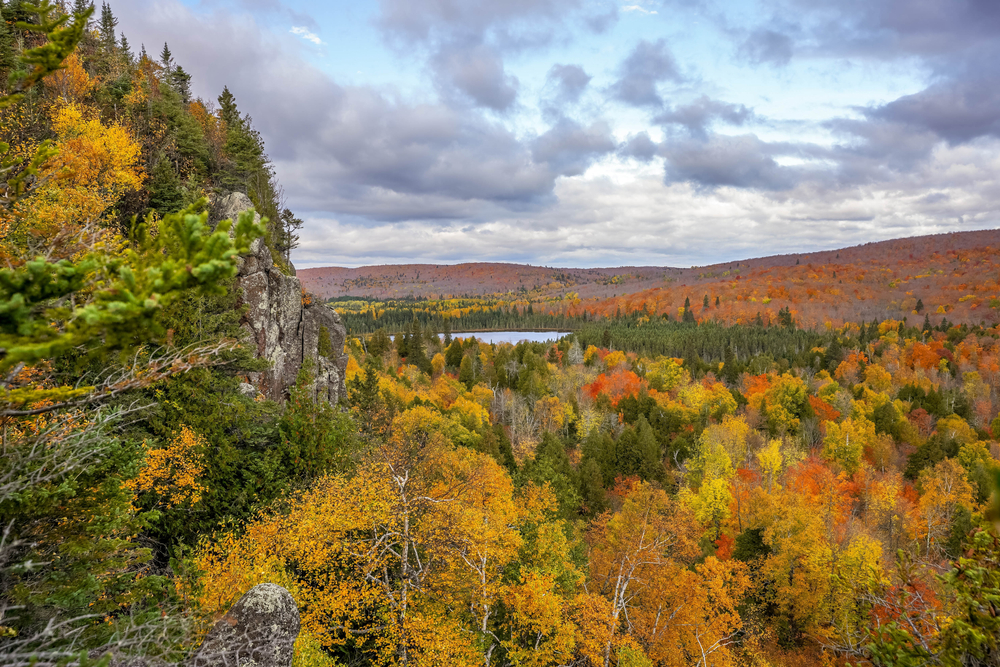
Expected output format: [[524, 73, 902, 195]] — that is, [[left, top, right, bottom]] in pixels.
[[300, 229, 1000, 328]]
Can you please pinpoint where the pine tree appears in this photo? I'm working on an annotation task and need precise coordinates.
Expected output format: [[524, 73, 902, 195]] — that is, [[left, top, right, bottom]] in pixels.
[[159, 41, 172, 74], [170, 64, 191, 102], [119, 32, 132, 62], [683, 296, 696, 323], [0, 10, 15, 88], [715, 295, 720, 307], [703, 294, 710, 309], [97, 2, 116, 50], [218, 85, 239, 126], [916, 298, 924, 313], [72, 0, 93, 26]]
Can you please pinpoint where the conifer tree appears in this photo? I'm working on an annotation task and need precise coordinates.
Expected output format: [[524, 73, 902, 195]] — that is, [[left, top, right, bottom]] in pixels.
[[703, 294, 710, 309], [97, 1, 116, 50], [170, 63, 191, 102], [0, 10, 15, 87], [159, 41, 172, 74], [119, 32, 131, 62], [72, 0, 92, 27]]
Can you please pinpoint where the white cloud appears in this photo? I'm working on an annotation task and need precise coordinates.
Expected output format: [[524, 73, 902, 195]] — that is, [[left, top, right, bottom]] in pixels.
[[621, 5, 658, 15], [290, 26, 322, 45]]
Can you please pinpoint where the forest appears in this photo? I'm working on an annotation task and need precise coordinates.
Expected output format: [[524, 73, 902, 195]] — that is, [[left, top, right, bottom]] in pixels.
[[1, 3, 999, 667], [302, 231, 1000, 331]]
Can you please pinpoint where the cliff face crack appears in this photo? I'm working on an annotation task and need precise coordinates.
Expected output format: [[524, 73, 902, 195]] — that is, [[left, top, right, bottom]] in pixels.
[[216, 193, 348, 404]]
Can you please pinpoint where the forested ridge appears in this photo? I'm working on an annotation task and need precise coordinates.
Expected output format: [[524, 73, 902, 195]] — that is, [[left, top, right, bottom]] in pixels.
[[303, 229, 1000, 330], [2, 4, 1000, 667]]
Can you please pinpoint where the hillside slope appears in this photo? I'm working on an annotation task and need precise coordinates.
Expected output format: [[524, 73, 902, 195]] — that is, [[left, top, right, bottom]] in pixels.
[[301, 229, 1000, 328]]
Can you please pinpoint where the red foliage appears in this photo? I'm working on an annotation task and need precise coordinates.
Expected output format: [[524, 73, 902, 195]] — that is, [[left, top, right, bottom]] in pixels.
[[808, 394, 841, 423], [714, 533, 735, 560], [582, 368, 645, 407]]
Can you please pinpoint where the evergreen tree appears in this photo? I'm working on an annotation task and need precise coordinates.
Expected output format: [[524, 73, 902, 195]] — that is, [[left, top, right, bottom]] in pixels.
[[0, 10, 15, 88], [458, 354, 475, 389], [97, 2, 116, 50], [72, 0, 93, 28], [119, 32, 131, 61], [703, 294, 710, 309], [916, 298, 924, 313], [276, 208, 303, 264], [218, 85, 239, 126], [147, 155, 185, 214], [170, 64, 191, 102], [159, 41, 173, 75], [683, 296, 696, 323], [715, 295, 720, 307], [445, 338, 463, 368]]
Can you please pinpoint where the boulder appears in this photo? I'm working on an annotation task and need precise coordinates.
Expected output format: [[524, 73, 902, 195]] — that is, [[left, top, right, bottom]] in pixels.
[[185, 584, 300, 667]]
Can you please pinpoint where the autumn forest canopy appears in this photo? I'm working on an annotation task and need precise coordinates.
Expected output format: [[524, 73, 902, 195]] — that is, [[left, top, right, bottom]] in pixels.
[[1, 4, 1000, 667]]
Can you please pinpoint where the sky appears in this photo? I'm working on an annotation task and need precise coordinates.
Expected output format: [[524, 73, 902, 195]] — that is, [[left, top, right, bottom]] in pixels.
[[109, 0, 1000, 269]]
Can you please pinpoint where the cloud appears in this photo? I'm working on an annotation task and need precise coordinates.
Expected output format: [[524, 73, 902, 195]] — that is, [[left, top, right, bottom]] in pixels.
[[290, 26, 322, 45], [532, 120, 617, 176], [663, 134, 804, 190], [432, 43, 519, 110], [610, 39, 682, 108], [655, 95, 754, 138], [738, 28, 792, 65], [111, 0, 1000, 270], [619, 131, 659, 161], [545, 63, 592, 104], [622, 5, 658, 15], [866, 72, 1000, 144]]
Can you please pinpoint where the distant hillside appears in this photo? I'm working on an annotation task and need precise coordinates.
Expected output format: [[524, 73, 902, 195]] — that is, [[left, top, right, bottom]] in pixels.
[[301, 229, 1000, 328]]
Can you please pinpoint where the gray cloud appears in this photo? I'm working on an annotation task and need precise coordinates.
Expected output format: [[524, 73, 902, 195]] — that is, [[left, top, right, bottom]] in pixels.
[[738, 28, 793, 65], [867, 73, 1000, 144], [663, 134, 805, 190], [583, 2, 618, 33], [620, 131, 659, 161], [112, 0, 560, 220], [376, 0, 585, 110], [654, 95, 754, 138], [546, 63, 592, 104], [432, 43, 519, 110], [111, 0, 1000, 269], [610, 39, 682, 108], [532, 120, 617, 176]]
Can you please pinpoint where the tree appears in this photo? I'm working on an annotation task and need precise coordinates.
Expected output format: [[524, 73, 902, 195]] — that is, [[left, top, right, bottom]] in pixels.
[[158, 41, 172, 74], [170, 64, 191, 102], [98, 2, 117, 50], [586, 481, 700, 667]]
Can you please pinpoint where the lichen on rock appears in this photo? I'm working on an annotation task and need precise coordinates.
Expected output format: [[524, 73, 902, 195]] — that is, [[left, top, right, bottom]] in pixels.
[[214, 192, 348, 404]]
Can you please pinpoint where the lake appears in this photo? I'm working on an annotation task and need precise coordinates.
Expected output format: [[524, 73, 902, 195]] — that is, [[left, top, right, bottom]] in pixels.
[[450, 331, 573, 345], [391, 331, 573, 345]]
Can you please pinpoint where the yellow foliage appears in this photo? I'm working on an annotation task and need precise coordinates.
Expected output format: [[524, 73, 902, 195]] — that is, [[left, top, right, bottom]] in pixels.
[[4, 101, 143, 260], [43, 53, 93, 103], [603, 350, 627, 369], [125, 425, 206, 508]]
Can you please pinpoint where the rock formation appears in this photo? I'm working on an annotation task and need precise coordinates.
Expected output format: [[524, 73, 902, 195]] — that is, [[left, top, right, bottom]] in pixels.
[[103, 584, 301, 667], [185, 584, 300, 667], [215, 193, 348, 404]]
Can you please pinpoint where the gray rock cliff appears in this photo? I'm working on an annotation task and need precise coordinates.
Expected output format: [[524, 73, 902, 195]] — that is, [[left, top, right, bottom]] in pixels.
[[215, 193, 348, 404]]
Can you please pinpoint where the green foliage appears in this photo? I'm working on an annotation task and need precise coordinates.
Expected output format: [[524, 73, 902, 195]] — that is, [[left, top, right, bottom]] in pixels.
[[0, 1, 91, 110], [278, 361, 357, 483], [0, 201, 264, 411], [867, 529, 1000, 667]]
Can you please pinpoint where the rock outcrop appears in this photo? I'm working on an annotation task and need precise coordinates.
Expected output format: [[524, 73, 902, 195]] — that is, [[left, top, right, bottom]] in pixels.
[[215, 193, 348, 404], [102, 584, 301, 667], [185, 584, 300, 667]]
